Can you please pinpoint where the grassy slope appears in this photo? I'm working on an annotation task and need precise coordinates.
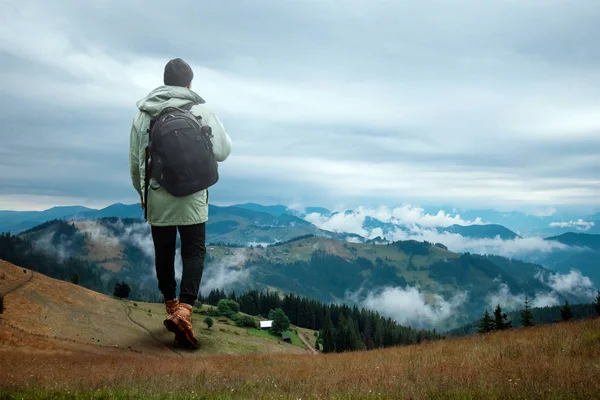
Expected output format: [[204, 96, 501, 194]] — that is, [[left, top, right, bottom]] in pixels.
[[2, 314, 599, 399], [247, 328, 305, 348], [0, 260, 312, 358]]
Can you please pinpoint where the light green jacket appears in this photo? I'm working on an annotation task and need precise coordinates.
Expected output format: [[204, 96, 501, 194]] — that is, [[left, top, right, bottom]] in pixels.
[[129, 85, 232, 226]]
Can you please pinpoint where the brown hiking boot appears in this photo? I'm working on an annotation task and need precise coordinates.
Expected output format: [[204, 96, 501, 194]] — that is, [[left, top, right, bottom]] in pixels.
[[163, 303, 199, 349], [165, 298, 179, 318]]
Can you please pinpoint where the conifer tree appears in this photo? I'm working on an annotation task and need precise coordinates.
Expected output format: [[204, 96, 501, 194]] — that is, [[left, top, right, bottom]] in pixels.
[[335, 314, 349, 352], [478, 310, 493, 333], [560, 300, 573, 321], [493, 304, 512, 330], [347, 316, 364, 351], [374, 318, 385, 348], [520, 296, 534, 327], [320, 309, 336, 353], [594, 291, 600, 317]]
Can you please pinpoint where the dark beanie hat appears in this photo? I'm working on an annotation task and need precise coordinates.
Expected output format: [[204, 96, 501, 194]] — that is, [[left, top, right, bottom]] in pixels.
[[164, 58, 194, 87]]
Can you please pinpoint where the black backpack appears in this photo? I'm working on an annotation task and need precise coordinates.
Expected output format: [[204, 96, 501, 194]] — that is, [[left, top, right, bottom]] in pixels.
[[143, 102, 218, 219]]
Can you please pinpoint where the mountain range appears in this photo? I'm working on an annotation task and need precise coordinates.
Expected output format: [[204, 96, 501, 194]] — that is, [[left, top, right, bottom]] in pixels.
[[2, 215, 598, 332], [3, 202, 599, 284]]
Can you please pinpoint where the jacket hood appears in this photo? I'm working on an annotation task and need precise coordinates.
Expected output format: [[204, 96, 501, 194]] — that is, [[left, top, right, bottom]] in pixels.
[[136, 85, 206, 117]]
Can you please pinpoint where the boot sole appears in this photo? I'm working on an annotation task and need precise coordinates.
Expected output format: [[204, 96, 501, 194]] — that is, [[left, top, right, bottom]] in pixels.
[[164, 319, 199, 350]]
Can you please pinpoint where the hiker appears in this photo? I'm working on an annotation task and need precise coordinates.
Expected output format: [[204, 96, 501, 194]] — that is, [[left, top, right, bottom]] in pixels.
[[129, 58, 232, 348]]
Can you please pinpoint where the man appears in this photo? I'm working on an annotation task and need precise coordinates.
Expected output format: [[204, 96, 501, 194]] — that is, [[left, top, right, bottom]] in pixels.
[[129, 58, 232, 349]]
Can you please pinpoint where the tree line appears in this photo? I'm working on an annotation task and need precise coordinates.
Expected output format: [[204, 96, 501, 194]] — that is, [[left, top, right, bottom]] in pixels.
[[476, 294, 600, 335], [199, 288, 443, 353]]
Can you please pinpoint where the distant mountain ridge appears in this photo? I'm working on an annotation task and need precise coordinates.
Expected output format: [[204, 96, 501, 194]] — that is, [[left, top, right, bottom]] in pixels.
[[535, 232, 600, 286], [441, 224, 520, 240], [0, 205, 94, 234], [2, 202, 597, 245], [545, 232, 600, 252], [6, 217, 595, 331], [234, 203, 332, 217]]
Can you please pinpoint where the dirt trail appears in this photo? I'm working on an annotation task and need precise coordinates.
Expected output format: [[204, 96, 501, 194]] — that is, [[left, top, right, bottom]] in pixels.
[[119, 300, 183, 357], [297, 330, 318, 354], [0, 266, 34, 298]]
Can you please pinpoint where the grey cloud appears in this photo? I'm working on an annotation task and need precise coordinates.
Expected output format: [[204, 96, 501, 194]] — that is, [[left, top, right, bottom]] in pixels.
[[1, 0, 600, 210]]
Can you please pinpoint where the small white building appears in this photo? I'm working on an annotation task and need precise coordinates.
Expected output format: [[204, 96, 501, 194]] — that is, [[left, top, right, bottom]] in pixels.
[[260, 320, 273, 330]]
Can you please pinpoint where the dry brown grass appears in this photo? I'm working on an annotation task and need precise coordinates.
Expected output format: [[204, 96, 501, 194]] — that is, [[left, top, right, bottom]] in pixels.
[[0, 260, 309, 358], [2, 312, 599, 399], [2, 260, 600, 399]]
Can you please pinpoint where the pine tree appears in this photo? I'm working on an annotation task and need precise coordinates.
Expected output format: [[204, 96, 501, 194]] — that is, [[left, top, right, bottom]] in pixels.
[[478, 310, 493, 333], [71, 273, 79, 285], [560, 300, 573, 321], [320, 309, 336, 353], [335, 314, 348, 352], [374, 318, 385, 348], [520, 296, 534, 327], [347, 316, 364, 351], [493, 304, 512, 330], [594, 291, 600, 317]]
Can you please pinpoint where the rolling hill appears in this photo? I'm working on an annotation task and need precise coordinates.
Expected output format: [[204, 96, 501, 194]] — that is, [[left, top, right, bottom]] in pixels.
[[1, 260, 599, 400], [0, 260, 311, 357]]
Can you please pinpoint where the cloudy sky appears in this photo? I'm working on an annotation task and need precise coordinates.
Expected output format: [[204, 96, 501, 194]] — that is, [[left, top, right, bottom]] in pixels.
[[1, 0, 599, 213]]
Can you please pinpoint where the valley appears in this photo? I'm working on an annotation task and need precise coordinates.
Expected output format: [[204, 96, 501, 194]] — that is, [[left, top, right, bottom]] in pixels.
[[1, 202, 599, 332]]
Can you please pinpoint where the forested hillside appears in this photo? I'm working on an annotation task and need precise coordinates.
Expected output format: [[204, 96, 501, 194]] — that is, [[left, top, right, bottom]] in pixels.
[[200, 288, 443, 352]]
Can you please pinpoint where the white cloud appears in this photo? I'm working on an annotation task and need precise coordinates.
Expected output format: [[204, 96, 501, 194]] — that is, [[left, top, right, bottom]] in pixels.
[[304, 205, 577, 257], [72, 220, 120, 250], [537, 270, 597, 300], [30, 226, 73, 262], [305, 204, 484, 239], [527, 207, 558, 217], [349, 285, 468, 329], [549, 219, 595, 231], [485, 282, 559, 312], [305, 210, 370, 237], [390, 205, 484, 227], [2, 0, 600, 210], [389, 227, 571, 258], [199, 249, 251, 296], [285, 203, 306, 215], [305, 203, 582, 257], [486, 270, 598, 313]]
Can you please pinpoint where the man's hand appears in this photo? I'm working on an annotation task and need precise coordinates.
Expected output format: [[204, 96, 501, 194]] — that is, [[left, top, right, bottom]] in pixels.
[[141, 200, 145, 209]]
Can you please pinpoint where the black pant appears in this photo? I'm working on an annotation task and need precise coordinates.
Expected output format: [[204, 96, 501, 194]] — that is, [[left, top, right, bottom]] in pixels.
[[151, 223, 206, 306]]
